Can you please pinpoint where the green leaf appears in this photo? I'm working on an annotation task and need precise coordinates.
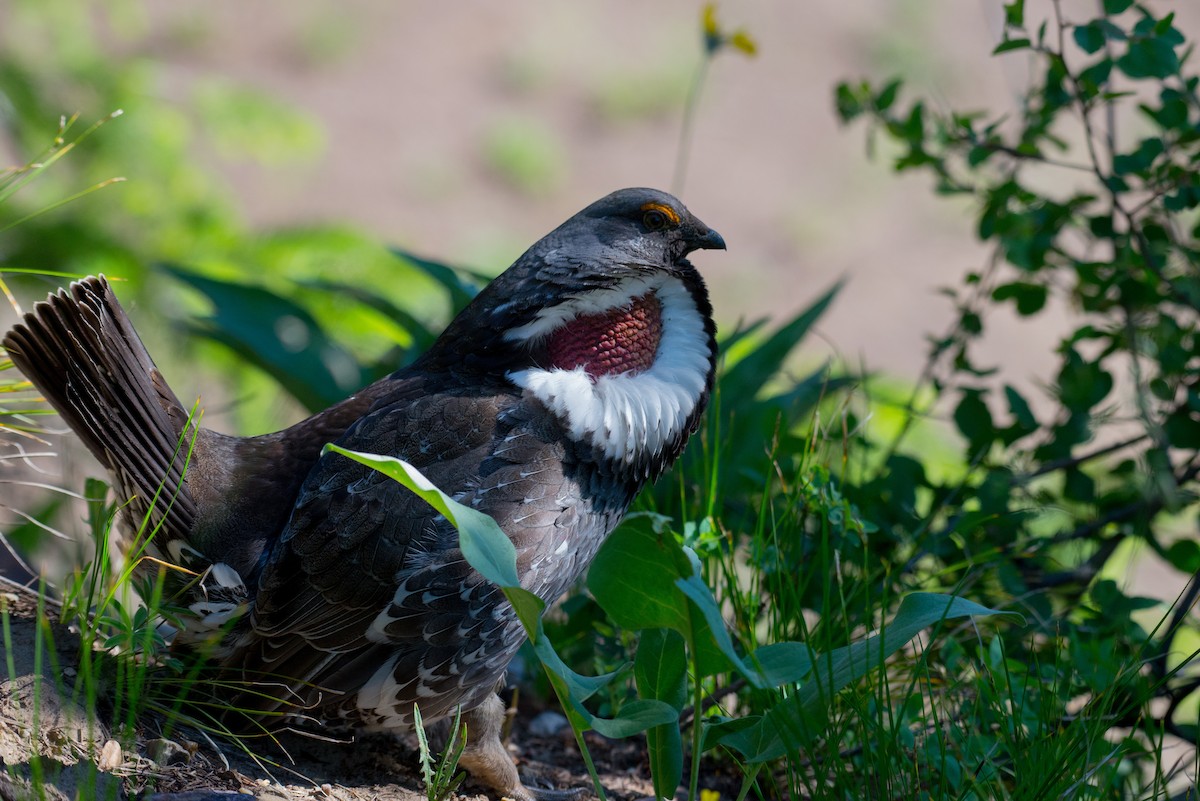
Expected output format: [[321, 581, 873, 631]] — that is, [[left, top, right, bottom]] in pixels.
[[165, 266, 366, 412], [992, 281, 1048, 315], [875, 79, 902, 112], [1057, 349, 1114, 412], [721, 281, 842, 396], [1004, 0, 1025, 27], [527, 620, 622, 703], [299, 277, 439, 355], [1004, 385, 1038, 430], [954, 389, 995, 454], [1117, 37, 1180, 80], [1073, 23, 1106, 55], [389, 247, 483, 313], [588, 523, 693, 633], [635, 629, 688, 709], [1153, 12, 1182, 42], [994, 38, 1032, 54], [589, 699, 680, 738], [750, 641, 817, 686], [834, 82, 865, 122], [1102, 0, 1133, 13], [1064, 468, 1096, 503], [1164, 410, 1200, 449], [1113, 136, 1164, 174], [528, 616, 676, 737], [1166, 540, 1200, 573], [589, 522, 731, 677], [635, 629, 686, 800]]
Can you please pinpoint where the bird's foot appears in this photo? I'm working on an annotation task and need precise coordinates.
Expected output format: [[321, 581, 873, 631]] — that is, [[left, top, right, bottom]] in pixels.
[[460, 695, 592, 801]]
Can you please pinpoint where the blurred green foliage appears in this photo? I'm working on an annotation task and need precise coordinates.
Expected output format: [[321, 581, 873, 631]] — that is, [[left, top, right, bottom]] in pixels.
[[0, 0, 454, 436]]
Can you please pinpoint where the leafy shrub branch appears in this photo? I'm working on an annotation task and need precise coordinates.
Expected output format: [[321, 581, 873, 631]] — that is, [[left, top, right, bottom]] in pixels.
[[836, 0, 1200, 763]]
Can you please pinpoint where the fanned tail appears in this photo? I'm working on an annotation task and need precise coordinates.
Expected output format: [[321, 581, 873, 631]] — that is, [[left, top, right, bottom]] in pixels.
[[2, 275, 198, 547]]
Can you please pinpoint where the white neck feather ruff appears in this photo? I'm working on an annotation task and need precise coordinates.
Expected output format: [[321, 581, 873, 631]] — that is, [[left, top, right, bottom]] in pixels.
[[506, 275, 711, 463]]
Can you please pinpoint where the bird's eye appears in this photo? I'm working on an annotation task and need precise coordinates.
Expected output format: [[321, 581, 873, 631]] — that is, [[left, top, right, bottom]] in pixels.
[[642, 209, 668, 231]]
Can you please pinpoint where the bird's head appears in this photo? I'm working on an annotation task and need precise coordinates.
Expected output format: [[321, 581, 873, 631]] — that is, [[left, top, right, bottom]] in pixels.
[[420, 187, 724, 474]]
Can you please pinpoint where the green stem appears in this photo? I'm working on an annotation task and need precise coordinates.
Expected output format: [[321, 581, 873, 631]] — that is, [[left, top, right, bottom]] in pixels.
[[734, 763, 762, 801], [673, 57, 711, 196], [687, 648, 703, 801], [570, 722, 606, 801]]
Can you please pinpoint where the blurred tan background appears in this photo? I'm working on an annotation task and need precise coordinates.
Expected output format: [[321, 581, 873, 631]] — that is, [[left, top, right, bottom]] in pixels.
[[141, 0, 1055, 381]]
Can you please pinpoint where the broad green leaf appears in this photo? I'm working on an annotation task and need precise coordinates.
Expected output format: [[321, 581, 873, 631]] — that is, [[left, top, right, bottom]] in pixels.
[[676, 572, 759, 681], [167, 267, 365, 412], [875, 79, 902, 112], [635, 629, 688, 708], [389, 247, 483, 313], [720, 280, 842, 398], [1166, 540, 1200, 573], [635, 629, 687, 800], [527, 618, 622, 702], [590, 699, 680, 738], [588, 523, 692, 633], [750, 642, 817, 687], [589, 522, 731, 677], [1057, 349, 1113, 412], [299, 277, 439, 355]]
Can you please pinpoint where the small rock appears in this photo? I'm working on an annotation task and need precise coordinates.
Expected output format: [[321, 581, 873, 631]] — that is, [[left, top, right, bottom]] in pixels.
[[146, 737, 190, 766], [527, 710, 570, 738], [97, 739, 123, 772]]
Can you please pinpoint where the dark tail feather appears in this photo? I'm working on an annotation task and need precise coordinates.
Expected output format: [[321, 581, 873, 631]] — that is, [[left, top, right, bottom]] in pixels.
[[2, 276, 197, 543]]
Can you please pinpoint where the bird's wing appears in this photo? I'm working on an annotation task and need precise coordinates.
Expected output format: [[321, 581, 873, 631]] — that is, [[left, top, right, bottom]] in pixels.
[[224, 385, 580, 719]]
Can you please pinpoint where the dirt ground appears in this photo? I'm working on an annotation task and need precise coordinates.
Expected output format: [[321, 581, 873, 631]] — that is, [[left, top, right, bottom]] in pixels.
[[0, 580, 745, 801]]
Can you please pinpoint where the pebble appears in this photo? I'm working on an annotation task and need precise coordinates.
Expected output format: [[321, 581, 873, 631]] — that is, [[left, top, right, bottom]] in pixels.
[[97, 739, 123, 772], [146, 737, 190, 766], [527, 710, 570, 737]]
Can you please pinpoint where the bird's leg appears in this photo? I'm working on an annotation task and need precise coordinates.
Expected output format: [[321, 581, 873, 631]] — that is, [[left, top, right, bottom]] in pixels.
[[460, 693, 586, 801]]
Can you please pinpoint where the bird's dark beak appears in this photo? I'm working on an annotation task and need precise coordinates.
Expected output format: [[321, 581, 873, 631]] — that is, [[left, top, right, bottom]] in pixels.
[[694, 228, 727, 251], [683, 216, 727, 254]]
